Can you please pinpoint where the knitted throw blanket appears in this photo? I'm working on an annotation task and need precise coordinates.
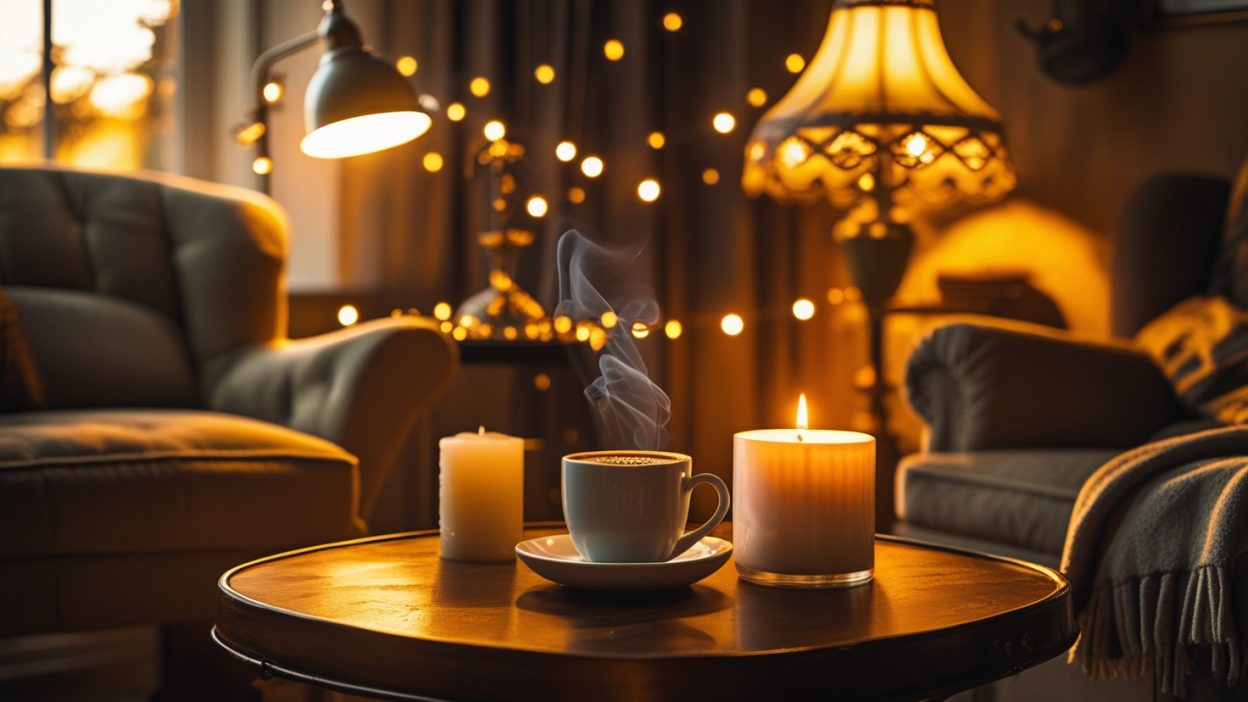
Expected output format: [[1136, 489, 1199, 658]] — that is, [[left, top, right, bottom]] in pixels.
[[1061, 427, 1248, 696]]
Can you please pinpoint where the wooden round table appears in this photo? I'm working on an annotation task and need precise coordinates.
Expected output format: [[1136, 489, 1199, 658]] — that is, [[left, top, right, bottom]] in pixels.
[[214, 525, 1076, 701]]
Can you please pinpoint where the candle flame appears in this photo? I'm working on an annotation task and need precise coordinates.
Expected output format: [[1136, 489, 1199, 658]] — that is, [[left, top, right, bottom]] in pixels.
[[796, 393, 808, 441], [478, 425, 486, 436]]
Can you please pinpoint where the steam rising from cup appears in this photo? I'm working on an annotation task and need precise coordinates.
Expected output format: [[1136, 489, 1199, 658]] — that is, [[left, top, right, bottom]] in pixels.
[[555, 230, 671, 450]]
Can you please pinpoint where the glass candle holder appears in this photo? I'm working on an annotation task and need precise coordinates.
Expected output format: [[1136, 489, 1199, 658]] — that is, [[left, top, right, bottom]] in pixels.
[[733, 429, 875, 588]]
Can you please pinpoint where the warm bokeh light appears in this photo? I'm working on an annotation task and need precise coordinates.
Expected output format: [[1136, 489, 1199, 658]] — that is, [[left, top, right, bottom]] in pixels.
[[261, 81, 283, 104], [721, 313, 744, 336], [647, 131, 666, 149], [440, 320, 453, 333], [796, 393, 809, 430], [525, 195, 549, 218], [576, 325, 591, 342], [234, 121, 266, 146], [631, 322, 650, 339], [663, 12, 683, 31], [533, 373, 552, 391], [785, 53, 806, 73], [857, 173, 875, 191], [469, 77, 491, 97], [555, 140, 577, 162], [433, 301, 453, 321], [712, 112, 736, 134], [826, 287, 845, 305], [251, 156, 273, 175], [337, 304, 360, 327], [300, 111, 431, 158], [702, 168, 720, 185], [637, 178, 661, 202], [746, 87, 767, 107], [534, 64, 556, 84], [581, 156, 604, 178], [567, 187, 586, 204], [396, 56, 418, 77], [445, 102, 466, 121], [483, 119, 506, 141], [554, 315, 573, 334], [452, 326, 468, 341], [503, 326, 518, 340], [664, 320, 683, 339], [89, 73, 153, 117], [422, 152, 444, 172], [603, 39, 625, 61], [600, 311, 618, 329], [792, 298, 816, 320]]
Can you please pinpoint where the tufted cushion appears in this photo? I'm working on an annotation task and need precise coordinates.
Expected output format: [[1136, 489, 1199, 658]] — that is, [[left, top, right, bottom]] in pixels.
[[0, 167, 288, 407], [897, 449, 1121, 557], [0, 409, 361, 560]]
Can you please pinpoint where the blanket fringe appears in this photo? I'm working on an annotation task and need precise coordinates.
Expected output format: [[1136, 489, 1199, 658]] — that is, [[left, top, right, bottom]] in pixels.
[[1070, 566, 1244, 697]]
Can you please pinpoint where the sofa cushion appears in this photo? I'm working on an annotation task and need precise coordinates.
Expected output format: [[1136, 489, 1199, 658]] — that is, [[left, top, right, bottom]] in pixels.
[[897, 449, 1121, 557], [0, 409, 361, 559]]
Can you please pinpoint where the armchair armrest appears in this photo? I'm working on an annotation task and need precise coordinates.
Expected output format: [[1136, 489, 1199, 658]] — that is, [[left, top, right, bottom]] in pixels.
[[206, 317, 458, 519], [905, 320, 1181, 452]]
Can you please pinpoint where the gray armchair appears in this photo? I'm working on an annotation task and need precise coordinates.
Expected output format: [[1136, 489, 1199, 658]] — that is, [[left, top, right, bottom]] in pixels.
[[0, 166, 457, 637], [898, 171, 1236, 564]]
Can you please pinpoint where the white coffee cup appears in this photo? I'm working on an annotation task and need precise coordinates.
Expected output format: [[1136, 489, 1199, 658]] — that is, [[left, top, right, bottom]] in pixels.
[[561, 450, 731, 563]]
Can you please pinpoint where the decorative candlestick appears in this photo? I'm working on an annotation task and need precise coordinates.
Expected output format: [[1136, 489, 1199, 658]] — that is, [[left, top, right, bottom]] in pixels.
[[439, 427, 524, 562], [733, 395, 875, 587]]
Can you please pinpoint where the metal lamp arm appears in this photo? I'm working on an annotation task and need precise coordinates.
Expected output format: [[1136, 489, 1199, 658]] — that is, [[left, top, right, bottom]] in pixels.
[[250, 30, 319, 115]]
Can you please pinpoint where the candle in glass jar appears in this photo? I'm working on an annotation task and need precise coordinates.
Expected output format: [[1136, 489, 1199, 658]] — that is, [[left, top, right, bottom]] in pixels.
[[439, 427, 524, 562], [733, 395, 875, 587]]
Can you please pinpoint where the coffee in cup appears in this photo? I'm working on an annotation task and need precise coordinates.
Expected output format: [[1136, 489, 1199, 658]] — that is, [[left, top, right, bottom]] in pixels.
[[561, 450, 730, 563]]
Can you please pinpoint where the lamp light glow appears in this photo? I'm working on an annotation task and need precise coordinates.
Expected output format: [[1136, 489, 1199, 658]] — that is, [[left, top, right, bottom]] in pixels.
[[300, 111, 430, 158], [713, 112, 736, 134], [555, 140, 577, 161], [721, 314, 744, 336], [251, 156, 273, 175], [337, 304, 359, 326]]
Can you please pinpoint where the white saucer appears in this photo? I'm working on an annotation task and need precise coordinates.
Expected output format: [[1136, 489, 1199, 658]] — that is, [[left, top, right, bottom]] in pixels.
[[515, 534, 732, 590]]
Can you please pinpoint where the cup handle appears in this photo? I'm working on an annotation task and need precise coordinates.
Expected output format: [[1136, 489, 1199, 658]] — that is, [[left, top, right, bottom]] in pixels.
[[667, 473, 731, 560]]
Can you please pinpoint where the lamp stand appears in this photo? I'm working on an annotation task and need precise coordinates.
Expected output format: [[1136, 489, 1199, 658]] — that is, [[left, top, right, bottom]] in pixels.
[[839, 218, 913, 532]]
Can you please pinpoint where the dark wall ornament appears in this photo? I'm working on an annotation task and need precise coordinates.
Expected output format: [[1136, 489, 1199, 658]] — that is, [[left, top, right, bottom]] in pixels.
[[1148, 0, 1248, 26], [1017, 2, 1131, 85]]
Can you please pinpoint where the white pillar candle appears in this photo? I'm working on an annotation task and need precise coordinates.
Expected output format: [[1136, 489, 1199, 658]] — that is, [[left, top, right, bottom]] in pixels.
[[439, 427, 524, 562], [733, 395, 875, 587]]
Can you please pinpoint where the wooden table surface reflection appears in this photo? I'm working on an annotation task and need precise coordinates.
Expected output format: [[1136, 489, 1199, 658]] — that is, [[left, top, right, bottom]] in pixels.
[[214, 524, 1075, 701]]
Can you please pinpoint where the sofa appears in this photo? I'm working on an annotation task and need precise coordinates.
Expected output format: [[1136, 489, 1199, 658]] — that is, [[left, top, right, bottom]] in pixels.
[[898, 163, 1247, 700], [0, 165, 457, 640]]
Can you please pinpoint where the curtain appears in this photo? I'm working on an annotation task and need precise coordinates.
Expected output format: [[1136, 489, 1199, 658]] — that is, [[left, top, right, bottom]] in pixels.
[[341, 0, 870, 518]]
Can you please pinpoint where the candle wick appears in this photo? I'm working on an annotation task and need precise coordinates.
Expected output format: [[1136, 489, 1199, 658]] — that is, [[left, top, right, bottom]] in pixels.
[[478, 425, 485, 436]]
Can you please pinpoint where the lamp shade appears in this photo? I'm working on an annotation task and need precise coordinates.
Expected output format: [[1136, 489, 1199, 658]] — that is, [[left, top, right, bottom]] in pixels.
[[743, 0, 1014, 213], [299, 29, 430, 158]]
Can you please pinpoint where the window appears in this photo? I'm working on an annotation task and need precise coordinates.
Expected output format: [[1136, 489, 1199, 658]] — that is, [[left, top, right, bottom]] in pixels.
[[0, 0, 180, 169]]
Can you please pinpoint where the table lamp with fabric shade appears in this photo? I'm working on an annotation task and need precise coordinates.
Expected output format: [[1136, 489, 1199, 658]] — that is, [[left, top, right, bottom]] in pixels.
[[236, 0, 431, 192], [742, 0, 1015, 524]]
